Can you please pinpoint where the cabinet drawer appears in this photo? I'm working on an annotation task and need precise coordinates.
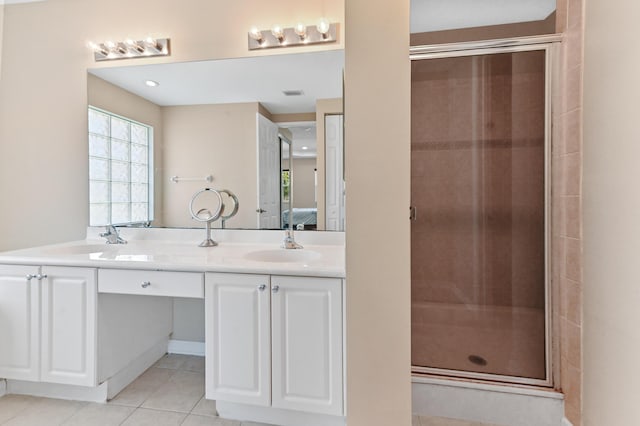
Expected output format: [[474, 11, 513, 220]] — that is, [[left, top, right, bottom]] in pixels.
[[98, 269, 204, 298]]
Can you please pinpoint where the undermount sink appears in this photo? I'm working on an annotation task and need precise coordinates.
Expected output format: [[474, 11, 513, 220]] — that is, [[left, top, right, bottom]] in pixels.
[[44, 244, 115, 255], [244, 249, 321, 263]]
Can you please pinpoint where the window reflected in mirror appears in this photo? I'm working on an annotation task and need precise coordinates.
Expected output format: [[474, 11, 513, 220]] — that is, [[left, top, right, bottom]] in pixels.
[[88, 107, 153, 226]]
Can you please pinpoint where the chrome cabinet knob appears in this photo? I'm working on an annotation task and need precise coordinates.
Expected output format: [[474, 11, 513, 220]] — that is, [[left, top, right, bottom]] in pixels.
[[272, 285, 280, 293], [141, 281, 151, 288], [26, 274, 37, 280], [258, 284, 266, 292], [36, 274, 47, 280]]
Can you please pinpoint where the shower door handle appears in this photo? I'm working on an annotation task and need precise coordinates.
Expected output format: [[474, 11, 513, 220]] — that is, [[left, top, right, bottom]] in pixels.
[[410, 206, 417, 221]]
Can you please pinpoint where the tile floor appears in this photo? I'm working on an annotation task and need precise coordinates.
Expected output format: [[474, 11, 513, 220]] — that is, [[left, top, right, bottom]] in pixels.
[[0, 354, 498, 426]]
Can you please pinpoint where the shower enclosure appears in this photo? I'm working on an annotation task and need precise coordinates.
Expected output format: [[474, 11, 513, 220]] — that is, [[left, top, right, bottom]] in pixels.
[[410, 41, 552, 386]]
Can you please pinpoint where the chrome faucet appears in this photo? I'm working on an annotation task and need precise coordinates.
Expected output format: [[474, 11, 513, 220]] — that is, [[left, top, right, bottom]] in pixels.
[[100, 225, 127, 244], [282, 229, 303, 250]]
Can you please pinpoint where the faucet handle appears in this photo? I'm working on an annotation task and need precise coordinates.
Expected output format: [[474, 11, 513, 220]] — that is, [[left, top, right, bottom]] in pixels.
[[282, 229, 303, 250]]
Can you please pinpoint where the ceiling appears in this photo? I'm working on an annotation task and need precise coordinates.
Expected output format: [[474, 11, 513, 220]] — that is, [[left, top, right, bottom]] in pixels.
[[89, 50, 344, 115], [411, 0, 556, 33], [281, 122, 318, 159]]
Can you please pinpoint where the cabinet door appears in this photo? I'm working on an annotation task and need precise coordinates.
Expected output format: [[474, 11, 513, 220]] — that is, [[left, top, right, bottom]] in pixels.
[[271, 276, 343, 415], [205, 273, 271, 406], [40, 266, 96, 386], [0, 265, 40, 381]]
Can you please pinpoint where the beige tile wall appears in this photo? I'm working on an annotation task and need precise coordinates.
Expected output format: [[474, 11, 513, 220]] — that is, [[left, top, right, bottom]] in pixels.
[[554, 0, 584, 424]]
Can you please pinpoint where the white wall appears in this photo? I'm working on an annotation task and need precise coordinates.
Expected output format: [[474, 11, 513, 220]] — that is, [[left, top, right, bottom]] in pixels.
[[292, 157, 316, 209], [161, 103, 260, 229], [0, 4, 4, 80], [583, 0, 640, 424], [344, 0, 412, 425]]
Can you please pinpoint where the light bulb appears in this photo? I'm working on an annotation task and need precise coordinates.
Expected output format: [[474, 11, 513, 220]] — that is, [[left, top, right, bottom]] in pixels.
[[294, 23, 307, 39], [104, 40, 116, 50], [271, 25, 285, 42], [125, 39, 144, 53], [249, 27, 263, 43], [144, 36, 160, 51], [317, 19, 330, 35], [87, 41, 108, 56]]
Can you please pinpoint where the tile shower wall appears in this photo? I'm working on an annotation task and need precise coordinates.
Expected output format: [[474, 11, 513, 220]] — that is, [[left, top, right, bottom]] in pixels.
[[554, 0, 584, 424]]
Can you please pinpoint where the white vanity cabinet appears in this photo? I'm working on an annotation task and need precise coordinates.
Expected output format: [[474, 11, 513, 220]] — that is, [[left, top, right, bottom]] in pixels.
[[205, 273, 271, 406], [0, 265, 96, 386], [270, 275, 343, 416], [205, 273, 343, 416], [0, 265, 40, 382], [40, 266, 96, 386]]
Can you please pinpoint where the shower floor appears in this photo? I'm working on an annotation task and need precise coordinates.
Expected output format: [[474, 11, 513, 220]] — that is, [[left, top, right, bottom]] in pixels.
[[411, 302, 546, 380]]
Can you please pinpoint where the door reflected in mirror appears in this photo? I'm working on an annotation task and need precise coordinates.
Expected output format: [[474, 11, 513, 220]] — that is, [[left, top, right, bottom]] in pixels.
[[87, 50, 344, 231]]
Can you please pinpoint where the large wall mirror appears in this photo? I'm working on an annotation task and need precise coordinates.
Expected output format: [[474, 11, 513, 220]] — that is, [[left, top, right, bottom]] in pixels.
[[87, 49, 344, 232]]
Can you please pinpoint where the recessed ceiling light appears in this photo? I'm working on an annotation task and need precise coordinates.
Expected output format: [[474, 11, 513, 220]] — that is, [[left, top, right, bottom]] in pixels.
[[301, 146, 309, 150], [145, 80, 159, 87]]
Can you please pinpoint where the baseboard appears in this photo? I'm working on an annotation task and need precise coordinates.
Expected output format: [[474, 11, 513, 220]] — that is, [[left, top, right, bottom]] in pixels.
[[217, 401, 346, 426], [7, 379, 108, 402], [412, 380, 564, 426], [562, 417, 574, 426], [106, 336, 169, 400], [0, 379, 6, 397], [168, 339, 205, 356]]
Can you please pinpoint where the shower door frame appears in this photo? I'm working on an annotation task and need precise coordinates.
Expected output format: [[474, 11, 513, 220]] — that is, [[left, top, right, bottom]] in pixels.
[[410, 35, 561, 388]]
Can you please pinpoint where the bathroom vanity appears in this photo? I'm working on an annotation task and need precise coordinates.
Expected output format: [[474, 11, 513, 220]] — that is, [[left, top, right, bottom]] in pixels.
[[0, 227, 345, 426]]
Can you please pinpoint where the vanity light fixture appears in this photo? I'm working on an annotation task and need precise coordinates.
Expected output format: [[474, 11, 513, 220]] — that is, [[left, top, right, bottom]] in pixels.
[[248, 20, 337, 50], [88, 37, 171, 62]]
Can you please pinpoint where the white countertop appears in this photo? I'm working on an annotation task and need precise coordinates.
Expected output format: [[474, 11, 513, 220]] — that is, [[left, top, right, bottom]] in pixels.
[[0, 228, 346, 278]]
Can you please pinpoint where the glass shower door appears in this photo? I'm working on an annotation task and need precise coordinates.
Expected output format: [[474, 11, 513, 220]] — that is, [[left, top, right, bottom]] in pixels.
[[410, 48, 549, 383]]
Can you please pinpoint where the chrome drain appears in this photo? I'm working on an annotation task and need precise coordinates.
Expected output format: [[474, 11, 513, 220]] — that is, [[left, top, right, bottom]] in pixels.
[[468, 355, 488, 366]]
